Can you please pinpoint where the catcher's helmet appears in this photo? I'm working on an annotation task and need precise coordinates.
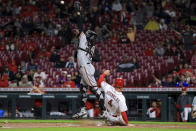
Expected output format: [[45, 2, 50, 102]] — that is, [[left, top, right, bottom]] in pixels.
[[115, 78, 124, 88], [85, 30, 97, 44]]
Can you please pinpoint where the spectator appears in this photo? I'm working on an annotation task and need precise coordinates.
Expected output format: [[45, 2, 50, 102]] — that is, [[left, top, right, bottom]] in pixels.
[[6, 41, 15, 51], [176, 44, 185, 60], [20, 61, 28, 74], [103, 2, 111, 12], [191, 51, 196, 69], [28, 69, 35, 82], [14, 67, 23, 86], [181, 26, 194, 50], [176, 74, 189, 87], [112, 0, 122, 12], [172, 71, 180, 84], [56, 57, 66, 68], [119, 32, 130, 44], [145, 45, 154, 56], [145, 2, 155, 18], [0, 42, 6, 51], [144, 18, 159, 31], [94, 25, 102, 42], [33, 67, 47, 84], [135, 8, 144, 27], [110, 32, 119, 44], [65, 57, 76, 68], [4, 66, 15, 81], [9, 80, 18, 87], [147, 101, 161, 118], [120, 7, 130, 25], [191, 69, 196, 85], [117, 56, 134, 72], [58, 71, 68, 85], [58, 25, 72, 46], [185, 71, 193, 84], [0, 74, 8, 87], [176, 63, 184, 73], [153, 74, 176, 87], [179, 63, 192, 75], [8, 60, 17, 73], [176, 87, 192, 122], [19, 75, 33, 87], [159, 19, 167, 30], [36, 49, 49, 60], [49, 50, 60, 63], [154, 44, 165, 56], [27, 59, 37, 71], [72, 71, 81, 88], [165, 44, 174, 56], [131, 57, 139, 69], [64, 74, 76, 88], [127, 26, 136, 43]]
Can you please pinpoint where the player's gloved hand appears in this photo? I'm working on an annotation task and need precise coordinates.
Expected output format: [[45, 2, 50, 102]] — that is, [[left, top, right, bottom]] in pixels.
[[74, 1, 81, 12]]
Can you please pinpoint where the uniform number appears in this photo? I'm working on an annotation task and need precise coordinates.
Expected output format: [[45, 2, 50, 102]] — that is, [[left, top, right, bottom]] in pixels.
[[108, 99, 113, 107]]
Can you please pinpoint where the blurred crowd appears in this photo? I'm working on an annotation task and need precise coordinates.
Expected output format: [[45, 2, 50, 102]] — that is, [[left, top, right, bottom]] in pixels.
[[151, 52, 196, 87]]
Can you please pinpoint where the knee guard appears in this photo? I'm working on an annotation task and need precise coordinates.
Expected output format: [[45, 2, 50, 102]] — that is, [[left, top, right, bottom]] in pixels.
[[80, 84, 88, 107], [89, 86, 104, 100], [89, 86, 105, 111]]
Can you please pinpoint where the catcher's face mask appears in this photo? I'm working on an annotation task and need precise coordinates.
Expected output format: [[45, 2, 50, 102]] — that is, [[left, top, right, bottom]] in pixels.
[[86, 30, 97, 47]]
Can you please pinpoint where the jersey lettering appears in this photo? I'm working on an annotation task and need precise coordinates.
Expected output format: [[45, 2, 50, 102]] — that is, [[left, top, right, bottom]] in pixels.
[[106, 91, 120, 103], [108, 99, 113, 107]]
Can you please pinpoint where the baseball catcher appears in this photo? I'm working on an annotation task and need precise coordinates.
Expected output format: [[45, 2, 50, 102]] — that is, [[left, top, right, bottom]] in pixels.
[[72, 1, 105, 119], [98, 70, 129, 126]]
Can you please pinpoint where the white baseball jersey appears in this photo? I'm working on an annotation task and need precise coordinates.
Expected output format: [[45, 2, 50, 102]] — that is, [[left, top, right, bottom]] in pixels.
[[101, 81, 128, 116], [77, 32, 95, 67], [147, 107, 156, 118], [77, 32, 97, 86]]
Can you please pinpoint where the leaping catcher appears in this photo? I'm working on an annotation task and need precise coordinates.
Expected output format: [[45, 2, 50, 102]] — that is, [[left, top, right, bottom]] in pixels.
[[72, 1, 105, 119]]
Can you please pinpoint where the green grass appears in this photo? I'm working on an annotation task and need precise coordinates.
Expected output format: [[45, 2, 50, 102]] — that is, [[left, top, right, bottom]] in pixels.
[[1, 128, 196, 131], [0, 119, 195, 125], [130, 121, 196, 125]]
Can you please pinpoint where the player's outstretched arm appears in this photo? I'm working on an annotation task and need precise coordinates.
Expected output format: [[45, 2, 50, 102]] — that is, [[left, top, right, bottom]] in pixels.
[[121, 111, 129, 126], [73, 1, 83, 34], [98, 70, 110, 87]]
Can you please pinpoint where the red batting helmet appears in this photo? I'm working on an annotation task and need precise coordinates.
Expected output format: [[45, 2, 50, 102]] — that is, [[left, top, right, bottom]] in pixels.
[[182, 87, 187, 91], [115, 78, 124, 88]]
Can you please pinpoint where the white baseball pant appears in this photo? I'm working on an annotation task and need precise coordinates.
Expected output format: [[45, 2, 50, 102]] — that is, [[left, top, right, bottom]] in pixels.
[[83, 109, 94, 118], [181, 107, 192, 121], [106, 113, 126, 126], [79, 64, 96, 87]]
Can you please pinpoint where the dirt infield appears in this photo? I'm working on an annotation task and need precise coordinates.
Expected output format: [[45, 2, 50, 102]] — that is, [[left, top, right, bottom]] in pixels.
[[1, 120, 196, 129]]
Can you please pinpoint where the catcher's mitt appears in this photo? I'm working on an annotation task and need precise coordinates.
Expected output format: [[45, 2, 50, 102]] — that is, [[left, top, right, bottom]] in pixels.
[[74, 1, 81, 12]]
